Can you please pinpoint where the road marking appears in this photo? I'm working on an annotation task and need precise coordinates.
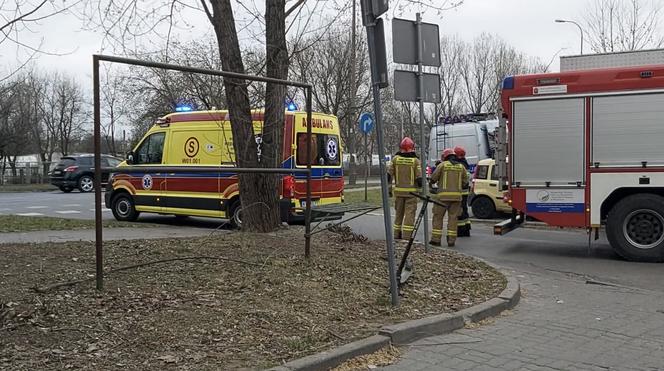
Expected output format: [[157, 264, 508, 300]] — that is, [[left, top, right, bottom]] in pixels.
[[55, 210, 81, 214], [62, 204, 81, 207], [16, 212, 45, 216], [26, 206, 48, 209]]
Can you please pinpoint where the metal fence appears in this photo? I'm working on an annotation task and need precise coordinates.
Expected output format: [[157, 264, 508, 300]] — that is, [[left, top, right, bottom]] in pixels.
[[0, 162, 55, 185]]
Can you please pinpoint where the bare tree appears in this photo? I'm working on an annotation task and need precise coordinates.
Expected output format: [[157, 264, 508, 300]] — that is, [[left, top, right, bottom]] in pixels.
[[457, 33, 547, 114], [0, 0, 79, 80], [41, 72, 86, 155], [291, 24, 371, 158], [438, 35, 464, 117], [101, 66, 132, 156], [583, 0, 664, 53]]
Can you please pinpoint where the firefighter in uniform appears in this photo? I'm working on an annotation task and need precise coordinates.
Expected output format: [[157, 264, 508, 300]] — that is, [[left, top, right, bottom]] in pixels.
[[429, 148, 468, 247], [388, 137, 422, 240], [453, 146, 472, 237]]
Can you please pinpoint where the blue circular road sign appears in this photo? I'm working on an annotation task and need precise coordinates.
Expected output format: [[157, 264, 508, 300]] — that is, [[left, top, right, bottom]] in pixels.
[[359, 112, 375, 134]]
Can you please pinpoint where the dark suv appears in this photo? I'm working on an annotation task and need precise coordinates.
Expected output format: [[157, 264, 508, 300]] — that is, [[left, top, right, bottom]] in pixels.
[[50, 154, 122, 193]]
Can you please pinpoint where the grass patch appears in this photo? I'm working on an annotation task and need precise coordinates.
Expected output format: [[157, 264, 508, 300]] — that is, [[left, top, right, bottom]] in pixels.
[[0, 215, 159, 233], [344, 188, 384, 206], [0, 228, 506, 370], [0, 184, 56, 193]]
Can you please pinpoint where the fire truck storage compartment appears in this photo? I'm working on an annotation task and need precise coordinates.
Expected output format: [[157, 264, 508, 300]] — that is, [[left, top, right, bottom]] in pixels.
[[512, 98, 585, 186], [592, 92, 664, 167]]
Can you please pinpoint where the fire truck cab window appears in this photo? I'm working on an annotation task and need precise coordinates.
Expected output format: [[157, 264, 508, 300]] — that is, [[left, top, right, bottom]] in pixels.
[[490, 165, 498, 180], [476, 165, 489, 180], [296, 133, 340, 166], [135, 132, 165, 165]]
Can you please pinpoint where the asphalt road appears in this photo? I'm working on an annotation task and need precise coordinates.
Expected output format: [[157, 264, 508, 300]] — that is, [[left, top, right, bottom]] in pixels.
[[1, 190, 661, 292]]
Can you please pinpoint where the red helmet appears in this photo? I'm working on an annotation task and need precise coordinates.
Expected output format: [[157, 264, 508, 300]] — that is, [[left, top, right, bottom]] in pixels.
[[400, 137, 415, 152], [442, 148, 455, 160], [454, 146, 466, 159]]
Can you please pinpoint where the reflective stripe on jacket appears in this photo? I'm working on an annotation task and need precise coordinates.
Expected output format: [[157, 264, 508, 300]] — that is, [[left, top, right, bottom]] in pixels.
[[388, 153, 421, 196], [430, 160, 468, 201]]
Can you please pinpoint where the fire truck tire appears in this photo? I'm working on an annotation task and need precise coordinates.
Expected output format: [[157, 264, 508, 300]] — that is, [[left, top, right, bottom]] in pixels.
[[111, 193, 140, 222], [228, 199, 242, 229], [606, 194, 664, 262], [471, 196, 496, 219]]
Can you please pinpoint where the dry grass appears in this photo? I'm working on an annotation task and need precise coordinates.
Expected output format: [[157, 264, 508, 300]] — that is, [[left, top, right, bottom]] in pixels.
[[0, 227, 505, 370]]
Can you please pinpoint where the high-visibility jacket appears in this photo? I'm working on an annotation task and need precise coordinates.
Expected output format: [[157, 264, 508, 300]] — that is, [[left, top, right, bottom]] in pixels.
[[430, 160, 468, 201], [453, 158, 471, 196], [388, 152, 421, 197]]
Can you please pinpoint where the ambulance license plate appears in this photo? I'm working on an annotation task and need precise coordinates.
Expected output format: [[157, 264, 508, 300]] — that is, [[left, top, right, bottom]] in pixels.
[[300, 200, 319, 208]]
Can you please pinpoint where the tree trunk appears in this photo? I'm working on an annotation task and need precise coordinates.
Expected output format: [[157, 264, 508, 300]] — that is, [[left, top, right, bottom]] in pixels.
[[210, 0, 279, 232], [261, 0, 288, 226]]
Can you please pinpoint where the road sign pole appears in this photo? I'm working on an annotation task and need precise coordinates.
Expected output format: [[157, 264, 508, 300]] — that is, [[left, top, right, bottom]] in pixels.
[[362, 0, 399, 307], [416, 13, 430, 253], [364, 132, 368, 201]]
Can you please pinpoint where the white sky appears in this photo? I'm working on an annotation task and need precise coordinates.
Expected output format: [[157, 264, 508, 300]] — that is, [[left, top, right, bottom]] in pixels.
[[1, 0, 594, 86]]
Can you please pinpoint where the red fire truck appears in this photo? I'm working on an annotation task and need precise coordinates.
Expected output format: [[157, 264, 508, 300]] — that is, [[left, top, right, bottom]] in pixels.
[[494, 64, 664, 262]]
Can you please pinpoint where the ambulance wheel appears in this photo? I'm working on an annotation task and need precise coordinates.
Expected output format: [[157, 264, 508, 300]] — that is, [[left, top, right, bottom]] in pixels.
[[111, 193, 140, 222], [606, 194, 664, 262], [228, 199, 242, 229], [471, 196, 495, 219]]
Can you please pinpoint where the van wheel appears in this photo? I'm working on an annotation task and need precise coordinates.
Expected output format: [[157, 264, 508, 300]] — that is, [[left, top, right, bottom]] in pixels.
[[471, 196, 496, 219], [111, 193, 140, 222], [228, 199, 242, 229], [606, 194, 664, 262]]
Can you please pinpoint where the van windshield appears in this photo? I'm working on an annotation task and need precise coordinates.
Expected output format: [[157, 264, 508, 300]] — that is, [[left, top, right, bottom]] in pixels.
[[296, 133, 340, 166]]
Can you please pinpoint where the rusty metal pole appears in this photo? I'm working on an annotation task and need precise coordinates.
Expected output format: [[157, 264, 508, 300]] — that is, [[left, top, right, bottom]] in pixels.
[[304, 87, 313, 259], [93, 55, 103, 290]]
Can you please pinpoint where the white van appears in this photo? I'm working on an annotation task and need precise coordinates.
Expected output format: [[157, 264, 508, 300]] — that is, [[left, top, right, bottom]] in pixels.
[[428, 118, 498, 173]]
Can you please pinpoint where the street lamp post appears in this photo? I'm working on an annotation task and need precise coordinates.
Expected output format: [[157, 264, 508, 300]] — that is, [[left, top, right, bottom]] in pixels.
[[555, 19, 584, 55]]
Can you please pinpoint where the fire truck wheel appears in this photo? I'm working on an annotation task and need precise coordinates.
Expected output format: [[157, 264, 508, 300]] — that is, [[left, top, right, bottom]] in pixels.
[[111, 193, 140, 222], [228, 199, 242, 229], [471, 196, 496, 219], [606, 194, 664, 262]]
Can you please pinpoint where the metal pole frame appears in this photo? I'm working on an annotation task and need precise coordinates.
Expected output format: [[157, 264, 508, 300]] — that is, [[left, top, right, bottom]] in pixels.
[[415, 13, 430, 253], [92, 54, 314, 290]]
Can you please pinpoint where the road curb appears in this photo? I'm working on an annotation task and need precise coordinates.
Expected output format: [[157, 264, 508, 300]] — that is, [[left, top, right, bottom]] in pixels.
[[266, 335, 391, 371], [265, 261, 520, 371]]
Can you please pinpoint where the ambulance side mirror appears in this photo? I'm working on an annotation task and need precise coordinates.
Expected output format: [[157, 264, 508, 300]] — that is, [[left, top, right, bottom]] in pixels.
[[126, 151, 134, 165]]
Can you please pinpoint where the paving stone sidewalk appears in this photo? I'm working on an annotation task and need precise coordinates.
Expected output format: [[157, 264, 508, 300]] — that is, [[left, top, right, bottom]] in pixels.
[[381, 269, 664, 371]]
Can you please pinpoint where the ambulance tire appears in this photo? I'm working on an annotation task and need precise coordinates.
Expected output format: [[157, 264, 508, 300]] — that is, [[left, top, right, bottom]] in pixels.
[[111, 193, 140, 222], [606, 194, 664, 263], [471, 196, 495, 219], [228, 199, 242, 229]]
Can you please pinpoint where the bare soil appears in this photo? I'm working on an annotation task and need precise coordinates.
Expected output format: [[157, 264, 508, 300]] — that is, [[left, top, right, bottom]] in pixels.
[[0, 227, 505, 370]]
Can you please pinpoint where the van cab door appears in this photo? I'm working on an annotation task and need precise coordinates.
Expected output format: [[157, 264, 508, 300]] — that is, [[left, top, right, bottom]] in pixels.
[[132, 131, 167, 214], [164, 129, 224, 217]]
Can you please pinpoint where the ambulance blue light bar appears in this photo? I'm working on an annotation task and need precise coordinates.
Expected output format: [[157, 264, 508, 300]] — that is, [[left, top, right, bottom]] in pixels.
[[175, 105, 193, 112], [287, 102, 298, 111]]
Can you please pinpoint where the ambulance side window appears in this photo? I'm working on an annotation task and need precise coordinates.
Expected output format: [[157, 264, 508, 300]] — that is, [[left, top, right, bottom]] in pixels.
[[135, 132, 166, 165], [296, 133, 340, 166]]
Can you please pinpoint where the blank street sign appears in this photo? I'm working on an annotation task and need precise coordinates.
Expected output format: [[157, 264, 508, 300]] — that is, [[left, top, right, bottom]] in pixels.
[[394, 70, 441, 103], [392, 18, 441, 67]]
